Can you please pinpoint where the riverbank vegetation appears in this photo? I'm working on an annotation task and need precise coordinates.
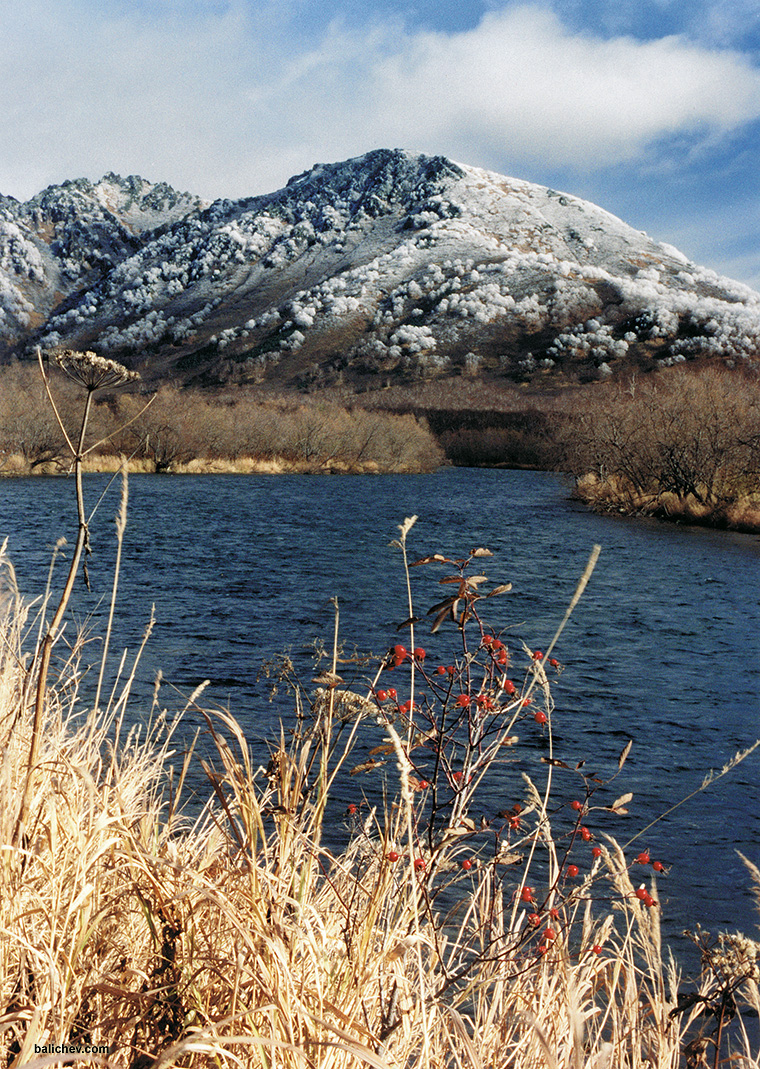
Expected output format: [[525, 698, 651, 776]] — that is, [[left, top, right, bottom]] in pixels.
[[1, 498, 759, 1067], [348, 365, 760, 531], [560, 366, 760, 531], [0, 363, 442, 475]]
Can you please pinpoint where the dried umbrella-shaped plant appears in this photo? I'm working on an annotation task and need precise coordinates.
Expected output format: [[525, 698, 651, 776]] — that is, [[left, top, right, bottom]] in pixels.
[[13, 348, 147, 845], [52, 347, 142, 392]]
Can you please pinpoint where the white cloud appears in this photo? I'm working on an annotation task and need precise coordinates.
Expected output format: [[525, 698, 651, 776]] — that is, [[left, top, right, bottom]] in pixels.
[[1, 0, 759, 208], [363, 7, 760, 166]]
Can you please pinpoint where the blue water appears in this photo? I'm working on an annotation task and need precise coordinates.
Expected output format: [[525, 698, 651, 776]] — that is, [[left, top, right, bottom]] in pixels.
[[1, 468, 758, 962]]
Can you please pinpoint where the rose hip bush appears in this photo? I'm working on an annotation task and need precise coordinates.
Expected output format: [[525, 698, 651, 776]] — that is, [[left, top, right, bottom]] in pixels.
[[304, 520, 670, 971]]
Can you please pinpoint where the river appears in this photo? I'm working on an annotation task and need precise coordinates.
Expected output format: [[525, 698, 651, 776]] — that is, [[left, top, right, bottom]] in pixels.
[[1, 467, 758, 966]]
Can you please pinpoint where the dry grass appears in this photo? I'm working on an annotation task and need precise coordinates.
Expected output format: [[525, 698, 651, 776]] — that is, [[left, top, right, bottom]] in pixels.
[[1, 453, 392, 476], [0, 528, 758, 1068]]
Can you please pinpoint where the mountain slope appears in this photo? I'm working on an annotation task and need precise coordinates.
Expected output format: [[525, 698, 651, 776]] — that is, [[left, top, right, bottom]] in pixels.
[[0, 174, 206, 350], [2, 150, 759, 389]]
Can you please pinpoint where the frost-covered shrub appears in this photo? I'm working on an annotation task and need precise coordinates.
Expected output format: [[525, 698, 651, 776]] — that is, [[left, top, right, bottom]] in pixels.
[[464, 352, 482, 376], [546, 278, 602, 327], [98, 311, 169, 352], [549, 323, 629, 365], [279, 330, 305, 352], [389, 324, 436, 353], [0, 275, 35, 335], [630, 308, 679, 340], [518, 354, 537, 373], [291, 306, 315, 329], [0, 219, 45, 283], [514, 295, 548, 333], [448, 283, 517, 323]]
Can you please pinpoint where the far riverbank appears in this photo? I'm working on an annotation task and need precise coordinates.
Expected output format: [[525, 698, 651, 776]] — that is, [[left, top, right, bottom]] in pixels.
[[4, 449, 759, 534]]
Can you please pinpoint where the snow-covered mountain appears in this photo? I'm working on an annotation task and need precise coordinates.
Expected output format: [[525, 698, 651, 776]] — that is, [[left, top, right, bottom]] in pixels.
[[2, 150, 759, 389], [0, 173, 206, 352]]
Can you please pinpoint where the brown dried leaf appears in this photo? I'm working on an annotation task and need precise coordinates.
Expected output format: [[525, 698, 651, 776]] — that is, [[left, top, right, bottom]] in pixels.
[[368, 743, 396, 757], [618, 739, 633, 772], [464, 575, 489, 587], [608, 792, 634, 813], [439, 575, 465, 585], [411, 554, 451, 567], [495, 849, 524, 866], [312, 671, 344, 687], [471, 547, 494, 557], [437, 821, 478, 847], [486, 583, 513, 597], [540, 757, 571, 768], [350, 759, 381, 776]]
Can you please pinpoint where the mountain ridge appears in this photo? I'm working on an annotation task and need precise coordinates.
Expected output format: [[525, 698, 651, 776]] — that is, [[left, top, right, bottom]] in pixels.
[[2, 149, 758, 390]]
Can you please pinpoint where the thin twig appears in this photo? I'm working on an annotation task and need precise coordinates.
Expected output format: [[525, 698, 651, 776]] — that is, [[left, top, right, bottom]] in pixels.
[[36, 347, 75, 455], [82, 391, 157, 457]]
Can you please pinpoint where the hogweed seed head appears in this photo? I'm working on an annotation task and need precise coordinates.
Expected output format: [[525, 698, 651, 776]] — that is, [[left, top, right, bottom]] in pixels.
[[50, 348, 140, 391], [705, 932, 760, 984]]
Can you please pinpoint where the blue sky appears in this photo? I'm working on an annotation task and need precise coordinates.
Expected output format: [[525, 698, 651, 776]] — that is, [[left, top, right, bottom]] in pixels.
[[2, 0, 760, 286]]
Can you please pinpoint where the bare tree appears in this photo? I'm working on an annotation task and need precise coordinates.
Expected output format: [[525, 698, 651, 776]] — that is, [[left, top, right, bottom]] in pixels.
[[562, 366, 760, 520], [0, 363, 71, 470]]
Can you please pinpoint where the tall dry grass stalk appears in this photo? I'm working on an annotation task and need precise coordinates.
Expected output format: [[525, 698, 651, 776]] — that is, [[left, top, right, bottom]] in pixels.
[[1, 515, 759, 1068]]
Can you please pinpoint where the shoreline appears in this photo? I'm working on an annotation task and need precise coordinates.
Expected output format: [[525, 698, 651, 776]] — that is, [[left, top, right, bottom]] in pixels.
[[0, 453, 434, 477], [3, 453, 759, 534], [572, 474, 760, 535]]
